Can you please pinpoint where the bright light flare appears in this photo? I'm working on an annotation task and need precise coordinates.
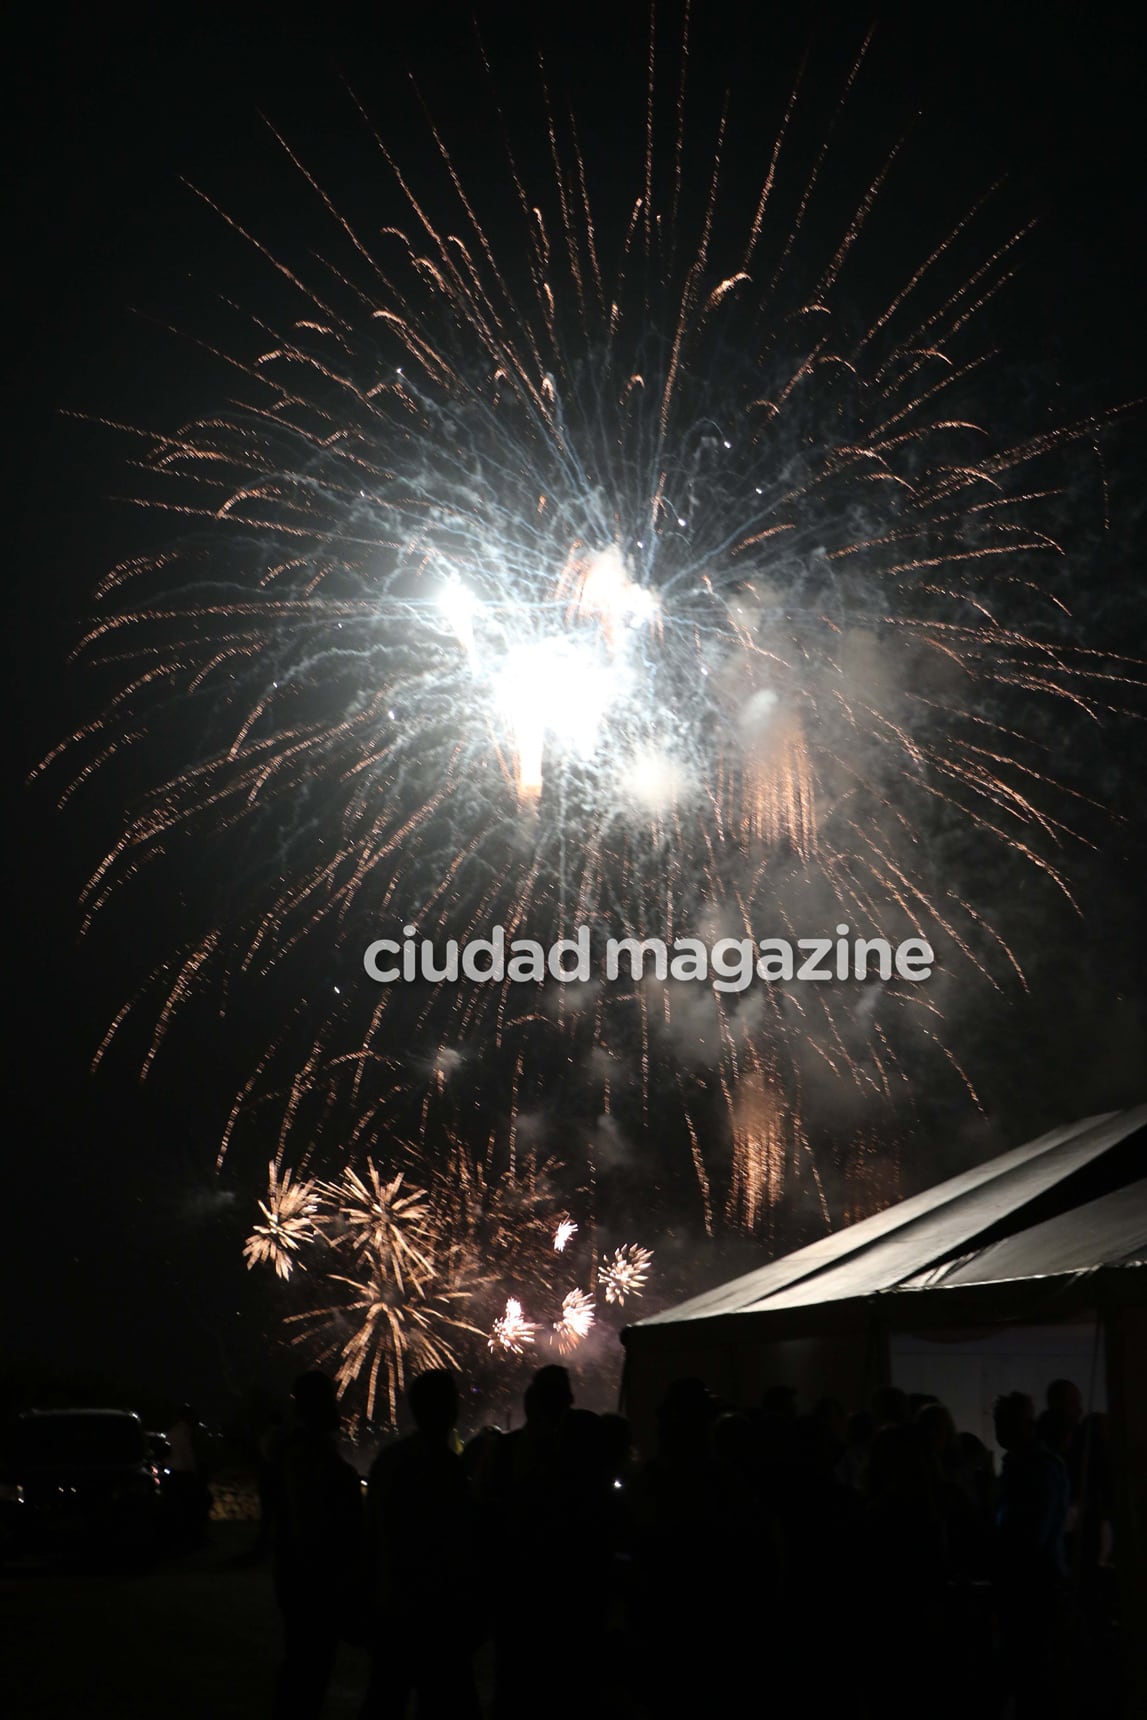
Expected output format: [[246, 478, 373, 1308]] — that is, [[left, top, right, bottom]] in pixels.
[[488, 1296, 538, 1354], [494, 638, 622, 798], [438, 579, 479, 659], [570, 544, 660, 648], [553, 1218, 578, 1253]]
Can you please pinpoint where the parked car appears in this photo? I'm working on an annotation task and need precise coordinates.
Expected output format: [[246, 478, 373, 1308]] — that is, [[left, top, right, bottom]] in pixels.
[[0, 1409, 162, 1560]]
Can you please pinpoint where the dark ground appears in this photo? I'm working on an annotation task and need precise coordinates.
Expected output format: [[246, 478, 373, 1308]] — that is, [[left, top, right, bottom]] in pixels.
[[0, 1523, 368, 1719]]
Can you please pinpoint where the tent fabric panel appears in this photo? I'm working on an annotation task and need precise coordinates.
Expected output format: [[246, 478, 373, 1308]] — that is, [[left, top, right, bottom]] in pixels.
[[899, 1177, 1147, 1288], [636, 1107, 1114, 1334], [636, 1105, 1147, 1327], [634, 1109, 1116, 1327], [757, 1113, 1146, 1310]]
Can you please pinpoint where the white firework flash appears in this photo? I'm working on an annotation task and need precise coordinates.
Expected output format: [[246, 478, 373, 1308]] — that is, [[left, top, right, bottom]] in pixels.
[[489, 1297, 538, 1355], [553, 1288, 596, 1354], [553, 1219, 579, 1254]]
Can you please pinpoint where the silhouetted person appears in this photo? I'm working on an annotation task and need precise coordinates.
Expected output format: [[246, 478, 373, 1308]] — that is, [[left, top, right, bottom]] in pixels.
[[958, 1429, 996, 1526], [166, 1402, 210, 1547], [760, 1382, 798, 1420], [628, 1378, 723, 1719], [862, 1421, 952, 1717], [250, 1405, 286, 1560], [360, 1369, 480, 1720], [1073, 1411, 1114, 1625], [870, 1383, 911, 1428], [484, 1365, 580, 1719], [837, 1408, 873, 1491], [916, 1400, 983, 1577], [993, 1390, 1070, 1719], [595, 1410, 635, 1689], [810, 1394, 847, 1465], [269, 1372, 363, 1720], [789, 1414, 864, 1671], [1037, 1378, 1084, 1479], [598, 1411, 633, 1492]]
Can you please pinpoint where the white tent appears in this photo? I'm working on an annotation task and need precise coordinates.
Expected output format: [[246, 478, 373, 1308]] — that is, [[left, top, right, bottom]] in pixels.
[[624, 1105, 1147, 1410], [621, 1105, 1147, 1700]]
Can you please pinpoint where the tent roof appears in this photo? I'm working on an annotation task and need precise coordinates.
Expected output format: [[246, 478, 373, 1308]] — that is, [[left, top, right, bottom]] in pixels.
[[631, 1104, 1147, 1331], [897, 1175, 1147, 1291]]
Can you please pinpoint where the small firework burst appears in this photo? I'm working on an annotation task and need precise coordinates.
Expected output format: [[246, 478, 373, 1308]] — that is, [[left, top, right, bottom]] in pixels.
[[553, 1218, 578, 1254], [599, 1243, 654, 1307], [320, 1164, 435, 1292], [553, 1287, 595, 1354], [489, 1297, 538, 1356], [243, 1163, 319, 1280]]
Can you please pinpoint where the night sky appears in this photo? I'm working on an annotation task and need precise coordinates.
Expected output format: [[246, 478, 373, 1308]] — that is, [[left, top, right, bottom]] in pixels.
[[4, 1, 1146, 1417]]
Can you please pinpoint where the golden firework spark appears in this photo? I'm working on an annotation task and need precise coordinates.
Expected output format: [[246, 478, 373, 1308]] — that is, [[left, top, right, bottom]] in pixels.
[[726, 1073, 796, 1236], [243, 1163, 319, 1280], [319, 1163, 435, 1292], [739, 708, 817, 860], [600, 1243, 654, 1306], [290, 1243, 483, 1425]]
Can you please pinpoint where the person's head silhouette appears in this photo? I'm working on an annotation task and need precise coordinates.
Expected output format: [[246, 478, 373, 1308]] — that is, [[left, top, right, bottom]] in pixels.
[[292, 1371, 340, 1434], [523, 1365, 573, 1430], [994, 1391, 1035, 1453], [408, 1369, 459, 1440]]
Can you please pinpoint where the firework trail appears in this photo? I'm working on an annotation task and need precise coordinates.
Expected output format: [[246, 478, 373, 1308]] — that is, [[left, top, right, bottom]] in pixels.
[[726, 1073, 794, 1238]]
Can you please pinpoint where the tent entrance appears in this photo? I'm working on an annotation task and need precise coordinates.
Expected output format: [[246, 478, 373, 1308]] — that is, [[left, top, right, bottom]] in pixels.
[[889, 1314, 1105, 1453]]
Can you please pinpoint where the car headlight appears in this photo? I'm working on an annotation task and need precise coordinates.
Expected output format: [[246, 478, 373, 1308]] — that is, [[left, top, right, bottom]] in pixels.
[[0, 1482, 25, 1504]]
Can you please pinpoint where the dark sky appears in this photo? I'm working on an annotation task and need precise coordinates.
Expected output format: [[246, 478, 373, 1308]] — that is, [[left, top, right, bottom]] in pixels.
[[4, 1, 1146, 1415]]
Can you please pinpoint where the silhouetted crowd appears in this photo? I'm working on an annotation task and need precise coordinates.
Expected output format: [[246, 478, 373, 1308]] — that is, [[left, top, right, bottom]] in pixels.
[[261, 1367, 1116, 1720]]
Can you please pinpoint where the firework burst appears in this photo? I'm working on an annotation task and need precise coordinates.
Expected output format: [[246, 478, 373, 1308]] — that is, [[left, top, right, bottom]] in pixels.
[[489, 1297, 538, 1355], [553, 1218, 579, 1253], [290, 1247, 483, 1424], [599, 1244, 654, 1307], [44, 23, 1144, 1396], [242, 1163, 319, 1280], [319, 1164, 435, 1289], [553, 1288, 596, 1354]]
